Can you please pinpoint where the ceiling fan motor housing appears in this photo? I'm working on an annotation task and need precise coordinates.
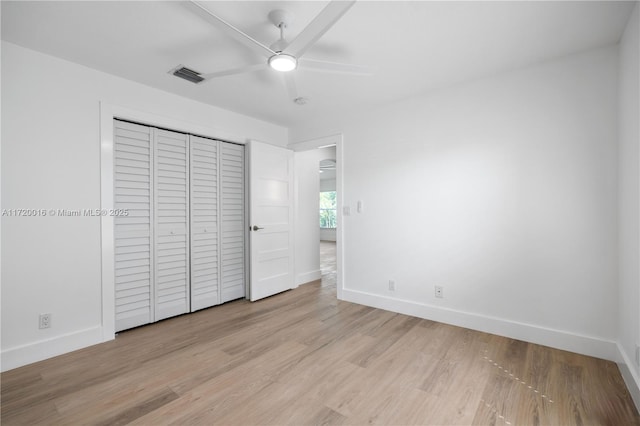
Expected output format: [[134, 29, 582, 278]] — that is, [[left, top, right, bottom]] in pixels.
[[269, 38, 288, 53], [268, 9, 294, 29]]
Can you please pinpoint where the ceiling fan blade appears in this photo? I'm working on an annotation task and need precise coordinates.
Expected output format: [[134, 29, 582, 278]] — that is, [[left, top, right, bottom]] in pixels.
[[282, 72, 299, 101], [285, 0, 356, 58], [186, 0, 275, 58], [199, 63, 267, 82], [299, 58, 373, 76]]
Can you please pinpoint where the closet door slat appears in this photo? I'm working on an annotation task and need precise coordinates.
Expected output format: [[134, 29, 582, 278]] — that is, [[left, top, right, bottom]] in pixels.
[[154, 128, 190, 320], [220, 143, 246, 303], [190, 135, 220, 311], [114, 120, 153, 332]]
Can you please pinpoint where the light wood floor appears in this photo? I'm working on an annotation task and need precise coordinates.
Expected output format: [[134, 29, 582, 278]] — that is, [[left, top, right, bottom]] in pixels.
[[320, 240, 337, 287], [2, 241, 639, 425]]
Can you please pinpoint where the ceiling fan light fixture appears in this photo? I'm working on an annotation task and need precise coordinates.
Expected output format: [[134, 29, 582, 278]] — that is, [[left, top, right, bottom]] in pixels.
[[268, 53, 297, 72]]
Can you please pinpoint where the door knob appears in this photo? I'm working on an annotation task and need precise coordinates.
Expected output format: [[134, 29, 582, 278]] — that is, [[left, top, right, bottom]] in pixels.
[[252, 225, 264, 231]]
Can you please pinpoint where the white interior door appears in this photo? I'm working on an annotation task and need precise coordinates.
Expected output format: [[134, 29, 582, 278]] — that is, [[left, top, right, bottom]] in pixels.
[[154, 128, 190, 321], [220, 142, 246, 302], [114, 120, 154, 332], [249, 141, 294, 301], [190, 135, 220, 311]]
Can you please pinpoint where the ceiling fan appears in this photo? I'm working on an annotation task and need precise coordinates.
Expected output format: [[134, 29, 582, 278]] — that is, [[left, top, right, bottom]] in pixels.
[[319, 159, 336, 172], [177, 0, 372, 103]]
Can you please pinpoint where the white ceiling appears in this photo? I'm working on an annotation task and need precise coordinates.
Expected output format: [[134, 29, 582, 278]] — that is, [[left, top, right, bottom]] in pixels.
[[2, 1, 635, 128]]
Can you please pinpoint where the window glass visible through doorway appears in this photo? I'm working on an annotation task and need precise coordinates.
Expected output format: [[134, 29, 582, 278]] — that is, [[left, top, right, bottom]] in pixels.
[[319, 191, 337, 228]]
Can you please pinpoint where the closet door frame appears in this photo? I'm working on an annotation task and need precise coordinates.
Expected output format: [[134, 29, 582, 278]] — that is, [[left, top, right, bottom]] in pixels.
[[100, 103, 248, 340]]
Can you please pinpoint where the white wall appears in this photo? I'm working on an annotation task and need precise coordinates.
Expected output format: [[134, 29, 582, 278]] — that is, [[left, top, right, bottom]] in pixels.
[[319, 229, 336, 242], [618, 4, 640, 408], [1, 41, 288, 371], [294, 146, 336, 284], [291, 45, 620, 360]]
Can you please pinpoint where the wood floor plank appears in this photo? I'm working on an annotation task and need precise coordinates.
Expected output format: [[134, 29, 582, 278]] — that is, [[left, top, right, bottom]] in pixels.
[[2, 242, 639, 425], [52, 345, 232, 421], [0, 398, 62, 425], [336, 348, 437, 422], [274, 333, 370, 386], [131, 340, 309, 425], [91, 387, 180, 426]]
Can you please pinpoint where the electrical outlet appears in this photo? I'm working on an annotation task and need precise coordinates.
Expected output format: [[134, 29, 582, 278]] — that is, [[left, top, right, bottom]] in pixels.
[[39, 313, 52, 329], [388, 280, 396, 291], [435, 286, 444, 298]]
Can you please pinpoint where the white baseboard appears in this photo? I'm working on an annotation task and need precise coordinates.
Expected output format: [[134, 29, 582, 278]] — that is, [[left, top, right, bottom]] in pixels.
[[617, 342, 640, 412], [297, 269, 322, 286], [341, 288, 618, 361], [1, 326, 104, 372]]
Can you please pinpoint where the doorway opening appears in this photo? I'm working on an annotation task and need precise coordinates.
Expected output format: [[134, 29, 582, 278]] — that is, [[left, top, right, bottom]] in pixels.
[[319, 158, 337, 288], [292, 134, 343, 298]]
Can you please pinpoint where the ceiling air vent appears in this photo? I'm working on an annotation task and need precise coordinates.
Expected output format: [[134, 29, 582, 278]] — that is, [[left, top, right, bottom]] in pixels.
[[170, 65, 204, 84]]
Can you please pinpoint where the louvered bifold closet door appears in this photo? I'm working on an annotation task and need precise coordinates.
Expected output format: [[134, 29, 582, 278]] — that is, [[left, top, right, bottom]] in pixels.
[[114, 120, 153, 332], [189, 136, 220, 311], [154, 129, 190, 320], [220, 143, 246, 302]]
